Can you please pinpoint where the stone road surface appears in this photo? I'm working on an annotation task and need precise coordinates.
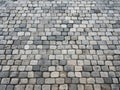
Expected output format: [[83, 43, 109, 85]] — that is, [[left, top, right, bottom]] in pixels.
[[0, 0, 120, 90]]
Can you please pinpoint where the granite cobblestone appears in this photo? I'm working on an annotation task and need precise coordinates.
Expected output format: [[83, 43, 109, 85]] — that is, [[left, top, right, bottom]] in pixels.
[[0, 0, 120, 89]]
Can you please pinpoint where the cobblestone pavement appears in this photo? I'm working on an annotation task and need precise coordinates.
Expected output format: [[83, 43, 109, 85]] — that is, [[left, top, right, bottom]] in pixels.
[[0, 0, 120, 90]]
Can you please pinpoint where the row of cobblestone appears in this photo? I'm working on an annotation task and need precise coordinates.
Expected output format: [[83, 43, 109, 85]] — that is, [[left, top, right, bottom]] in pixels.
[[0, 84, 120, 90]]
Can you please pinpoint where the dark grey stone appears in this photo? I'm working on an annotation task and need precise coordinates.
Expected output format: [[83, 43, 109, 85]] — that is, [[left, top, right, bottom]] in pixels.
[[72, 78, 79, 83], [116, 66, 120, 71], [10, 72, 18, 77], [19, 23, 26, 28], [19, 72, 27, 78], [34, 37, 41, 40], [62, 32, 68, 36], [64, 66, 74, 71], [101, 84, 111, 90], [65, 78, 71, 84], [104, 78, 113, 84], [38, 60, 51, 65], [47, 36, 56, 40], [32, 65, 40, 71], [82, 72, 90, 77], [101, 66, 109, 71], [94, 36, 101, 40], [0, 85, 6, 90], [5, 50, 12, 55], [13, 40, 20, 45], [116, 72, 120, 77], [69, 84, 77, 90], [91, 72, 100, 77], [93, 45, 100, 50], [6, 85, 14, 90], [91, 9, 101, 14], [52, 60, 59, 65], [42, 45, 49, 49], [41, 55, 49, 60], [0, 72, 9, 77], [82, 40, 89, 45], [108, 45, 116, 49], [113, 24, 120, 28], [37, 78, 44, 84], [111, 84, 119, 90], [59, 60, 67, 65], [21, 38, 28, 43], [56, 36, 64, 41], [67, 23, 73, 28], [0, 40, 6, 45], [93, 66, 101, 71], [33, 41, 42, 45], [34, 72, 42, 77], [0, 45, 4, 49], [108, 72, 116, 77], [83, 66, 92, 71], [0, 1, 6, 6], [40, 66, 48, 71], [42, 41, 49, 45], [113, 61, 120, 65]]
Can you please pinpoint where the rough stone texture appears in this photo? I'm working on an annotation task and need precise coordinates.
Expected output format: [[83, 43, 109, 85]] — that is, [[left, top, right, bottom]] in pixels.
[[0, 0, 120, 89]]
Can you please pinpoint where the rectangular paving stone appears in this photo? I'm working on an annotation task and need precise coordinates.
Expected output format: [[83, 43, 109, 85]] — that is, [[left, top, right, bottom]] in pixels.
[[83, 66, 93, 71], [0, 85, 6, 90], [15, 85, 25, 90], [6, 85, 14, 90], [45, 78, 55, 84], [0, 72, 9, 78], [34, 85, 41, 90], [37, 78, 44, 84], [69, 84, 77, 90], [19, 72, 27, 78], [42, 85, 50, 90]]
